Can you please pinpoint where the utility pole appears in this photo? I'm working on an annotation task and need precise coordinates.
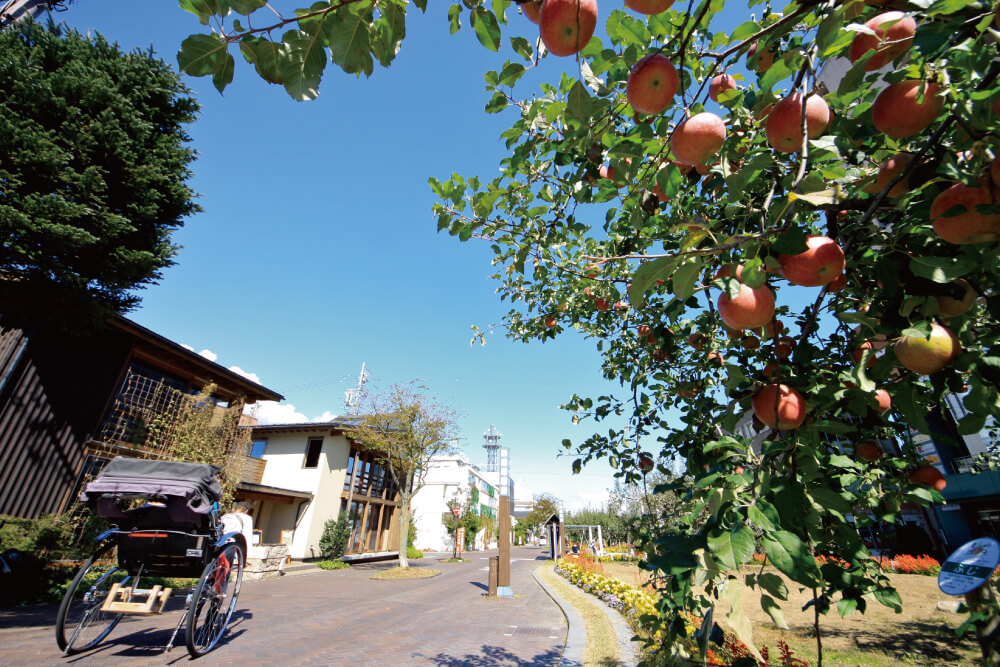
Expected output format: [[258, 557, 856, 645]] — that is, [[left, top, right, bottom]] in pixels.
[[343, 362, 370, 416], [497, 446, 513, 598]]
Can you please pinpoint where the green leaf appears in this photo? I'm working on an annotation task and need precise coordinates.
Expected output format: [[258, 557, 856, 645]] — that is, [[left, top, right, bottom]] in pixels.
[[763, 531, 822, 587], [177, 33, 229, 77], [708, 525, 756, 570], [230, 0, 268, 14], [771, 227, 808, 255], [566, 81, 592, 124], [178, 0, 216, 24], [448, 4, 462, 34], [757, 572, 788, 601], [789, 189, 841, 207], [211, 50, 235, 92], [837, 597, 859, 618], [761, 594, 789, 628], [895, 382, 931, 434], [730, 20, 760, 42], [672, 259, 702, 300], [240, 36, 284, 84], [910, 255, 976, 283], [485, 91, 507, 113], [470, 7, 501, 52], [510, 36, 533, 61], [874, 587, 902, 612], [279, 29, 326, 100], [724, 579, 764, 662], [629, 257, 678, 307], [838, 50, 874, 95], [327, 10, 373, 76]]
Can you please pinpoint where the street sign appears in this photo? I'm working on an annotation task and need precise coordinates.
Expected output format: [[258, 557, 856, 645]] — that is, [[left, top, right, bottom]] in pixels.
[[938, 537, 1000, 596], [452, 506, 461, 516], [456, 527, 466, 555]]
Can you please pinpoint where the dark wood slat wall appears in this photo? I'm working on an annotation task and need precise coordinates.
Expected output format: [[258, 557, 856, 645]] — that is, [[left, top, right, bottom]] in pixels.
[[0, 324, 129, 518]]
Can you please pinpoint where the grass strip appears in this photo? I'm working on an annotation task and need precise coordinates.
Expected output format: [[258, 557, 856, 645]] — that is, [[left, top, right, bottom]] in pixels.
[[538, 563, 621, 667], [370, 566, 440, 580]]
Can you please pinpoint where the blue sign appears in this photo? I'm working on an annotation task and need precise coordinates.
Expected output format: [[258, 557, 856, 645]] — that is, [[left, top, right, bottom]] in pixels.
[[938, 537, 1000, 596]]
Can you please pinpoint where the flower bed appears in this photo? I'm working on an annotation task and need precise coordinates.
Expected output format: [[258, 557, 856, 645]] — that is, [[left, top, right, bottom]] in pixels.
[[554, 556, 657, 625], [754, 551, 942, 576]]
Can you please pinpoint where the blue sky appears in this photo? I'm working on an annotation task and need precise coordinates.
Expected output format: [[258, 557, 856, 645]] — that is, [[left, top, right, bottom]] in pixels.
[[56, 1, 646, 510]]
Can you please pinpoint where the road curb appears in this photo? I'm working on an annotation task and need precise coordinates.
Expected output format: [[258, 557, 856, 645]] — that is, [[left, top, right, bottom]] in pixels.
[[533, 564, 585, 667], [593, 594, 641, 667]]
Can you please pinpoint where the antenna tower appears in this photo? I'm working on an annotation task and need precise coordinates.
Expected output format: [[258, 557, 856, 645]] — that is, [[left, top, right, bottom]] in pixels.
[[483, 424, 502, 473], [343, 362, 370, 415]]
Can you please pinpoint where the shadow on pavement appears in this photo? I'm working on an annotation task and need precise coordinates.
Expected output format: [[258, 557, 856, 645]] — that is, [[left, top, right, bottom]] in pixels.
[[468, 581, 488, 592], [0, 602, 59, 630], [419, 646, 571, 666]]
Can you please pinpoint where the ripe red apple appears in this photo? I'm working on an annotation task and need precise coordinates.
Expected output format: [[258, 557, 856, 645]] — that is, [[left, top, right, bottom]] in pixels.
[[876, 153, 915, 198], [778, 235, 846, 287], [624, 0, 674, 14], [763, 319, 784, 339], [544, 315, 558, 329], [594, 297, 610, 311], [936, 279, 976, 318], [522, 0, 543, 23], [747, 41, 776, 72], [709, 73, 738, 103], [714, 263, 745, 281], [741, 335, 760, 351], [539, 0, 598, 57], [895, 322, 961, 375], [638, 324, 651, 337], [677, 381, 702, 398], [848, 12, 917, 71], [671, 112, 726, 166], [717, 283, 776, 330], [708, 350, 725, 365], [688, 333, 706, 350], [638, 453, 655, 472], [752, 383, 807, 430], [597, 164, 624, 189], [874, 388, 891, 413], [930, 182, 1000, 245], [652, 348, 668, 362], [856, 440, 883, 462], [775, 336, 796, 359], [766, 94, 832, 153], [872, 80, 944, 138], [909, 465, 946, 492], [852, 340, 879, 367], [627, 54, 679, 115], [762, 363, 779, 380]]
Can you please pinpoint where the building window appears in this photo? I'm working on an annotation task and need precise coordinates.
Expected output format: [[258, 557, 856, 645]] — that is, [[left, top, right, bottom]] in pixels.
[[303, 437, 323, 468], [250, 439, 267, 458]]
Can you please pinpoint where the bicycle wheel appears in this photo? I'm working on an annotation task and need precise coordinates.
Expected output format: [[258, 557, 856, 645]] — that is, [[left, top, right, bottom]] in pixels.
[[185, 542, 243, 657], [55, 543, 124, 654]]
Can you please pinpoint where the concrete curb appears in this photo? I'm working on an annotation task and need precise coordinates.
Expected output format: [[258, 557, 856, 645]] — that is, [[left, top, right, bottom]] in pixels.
[[593, 594, 641, 667], [533, 565, 585, 667]]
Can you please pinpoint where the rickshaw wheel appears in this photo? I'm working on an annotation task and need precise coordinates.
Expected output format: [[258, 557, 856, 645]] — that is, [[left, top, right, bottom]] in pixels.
[[55, 543, 123, 654], [185, 542, 244, 657]]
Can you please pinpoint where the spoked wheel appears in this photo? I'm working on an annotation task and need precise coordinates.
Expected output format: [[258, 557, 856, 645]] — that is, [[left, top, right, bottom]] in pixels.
[[185, 542, 244, 658], [55, 544, 125, 654]]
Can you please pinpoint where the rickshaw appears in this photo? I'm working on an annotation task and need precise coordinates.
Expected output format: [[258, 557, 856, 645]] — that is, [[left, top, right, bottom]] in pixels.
[[55, 457, 247, 658]]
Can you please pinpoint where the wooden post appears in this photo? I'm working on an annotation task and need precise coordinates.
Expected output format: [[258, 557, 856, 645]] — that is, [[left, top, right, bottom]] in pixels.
[[498, 496, 511, 590]]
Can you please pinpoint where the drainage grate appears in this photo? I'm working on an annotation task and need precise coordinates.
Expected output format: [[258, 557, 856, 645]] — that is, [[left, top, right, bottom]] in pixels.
[[515, 626, 561, 637]]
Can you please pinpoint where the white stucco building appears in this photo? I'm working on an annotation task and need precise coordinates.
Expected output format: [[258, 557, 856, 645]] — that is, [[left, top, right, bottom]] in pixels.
[[410, 452, 499, 552]]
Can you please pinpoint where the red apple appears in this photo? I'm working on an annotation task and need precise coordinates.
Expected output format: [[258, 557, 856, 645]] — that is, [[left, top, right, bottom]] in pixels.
[[522, 0, 543, 23], [775, 336, 796, 359], [992, 157, 1000, 190], [872, 80, 943, 138], [544, 315, 558, 329], [671, 112, 726, 166], [763, 319, 784, 339], [741, 335, 761, 351], [909, 465, 946, 492], [848, 12, 917, 71], [709, 73, 738, 103], [717, 283, 776, 330], [895, 322, 961, 375], [936, 279, 976, 318], [627, 54, 679, 115], [638, 453, 655, 472], [638, 324, 651, 337], [778, 235, 846, 287], [594, 297, 610, 311], [752, 383, 807, 430], [652, 348, 668, 362], [677, 381, 702, 398], [539, 0, 598, 57], [762, 363, 779, 380], [852, 340, 879, 367], [930, 182, 1000, 245], [714, 263, 745, 281], [876, 153, 915, 198], [856, 440, 883, 462], [747, 41, 776, 72], [708, 350, 725, 365], [766, 93, 832, 153], [874, 388, 891, 413], [624, 0, 673, 14], [688, 333, 706, 350]]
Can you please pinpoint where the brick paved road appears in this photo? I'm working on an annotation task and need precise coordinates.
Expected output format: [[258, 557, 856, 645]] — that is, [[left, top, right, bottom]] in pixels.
[[0, 546, 566, 666]]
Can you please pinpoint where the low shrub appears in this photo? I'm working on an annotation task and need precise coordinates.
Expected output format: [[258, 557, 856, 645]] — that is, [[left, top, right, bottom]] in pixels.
[[406, 546, 424, 559], [317, 559, 349, 570]]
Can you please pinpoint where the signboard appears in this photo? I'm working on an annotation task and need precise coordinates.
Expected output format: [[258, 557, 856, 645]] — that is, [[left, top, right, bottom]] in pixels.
[[938, 537, 1000, 596], [452, 506, 461, 517], [456, 527, 466, 555]]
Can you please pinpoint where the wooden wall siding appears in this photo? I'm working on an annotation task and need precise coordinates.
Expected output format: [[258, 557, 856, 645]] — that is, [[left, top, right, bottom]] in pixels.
[[0, 324, 130, 518], [240, 456, 266, 485]]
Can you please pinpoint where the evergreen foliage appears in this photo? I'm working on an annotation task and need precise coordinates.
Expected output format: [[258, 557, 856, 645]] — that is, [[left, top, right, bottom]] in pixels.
[[0, 20, 200, 327], [319, 514, 351, 560]]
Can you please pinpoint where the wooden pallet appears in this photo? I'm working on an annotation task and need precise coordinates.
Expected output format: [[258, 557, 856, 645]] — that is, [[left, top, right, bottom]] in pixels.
[[100, 584, 173, 614]]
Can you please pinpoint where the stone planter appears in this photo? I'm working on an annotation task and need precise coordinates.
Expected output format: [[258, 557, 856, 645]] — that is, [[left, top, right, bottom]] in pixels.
[[245, 544, 288, 580]]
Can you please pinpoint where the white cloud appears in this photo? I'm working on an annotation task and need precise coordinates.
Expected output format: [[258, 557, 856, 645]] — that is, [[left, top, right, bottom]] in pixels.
[[311, 411, 339, 422], [252, 401, 309, 425], [228, 365, 262, 385], [199, 349, 218, 362], [180, 344, 194, 352]]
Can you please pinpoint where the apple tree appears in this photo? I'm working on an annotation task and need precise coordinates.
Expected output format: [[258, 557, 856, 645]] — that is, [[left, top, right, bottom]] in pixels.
[[175, 0, 1000, 663], [427, 0, 1000, 664]]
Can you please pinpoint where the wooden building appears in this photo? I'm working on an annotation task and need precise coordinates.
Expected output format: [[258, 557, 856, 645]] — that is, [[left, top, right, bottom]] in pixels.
[[0, 314, 283, 518]]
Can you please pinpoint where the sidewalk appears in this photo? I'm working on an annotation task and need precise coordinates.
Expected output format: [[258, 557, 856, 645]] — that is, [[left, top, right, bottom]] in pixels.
[[0, 546, 567, 666]]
